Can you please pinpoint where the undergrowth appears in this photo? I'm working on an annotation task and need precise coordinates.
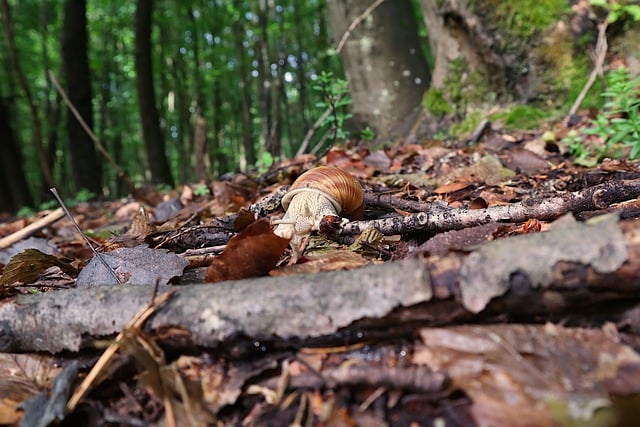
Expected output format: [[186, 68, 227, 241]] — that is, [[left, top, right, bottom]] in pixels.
[[568, 67, 640, 164]]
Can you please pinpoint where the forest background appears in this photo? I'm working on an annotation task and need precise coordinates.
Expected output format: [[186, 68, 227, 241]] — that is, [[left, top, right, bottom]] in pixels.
[[1, 0, 639, 214]]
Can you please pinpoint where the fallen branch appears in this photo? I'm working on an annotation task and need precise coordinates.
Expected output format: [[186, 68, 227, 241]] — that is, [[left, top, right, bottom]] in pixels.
[[344, 178, 640, 236], [0, 208, 64, 249], [2, 216, 640, 354]]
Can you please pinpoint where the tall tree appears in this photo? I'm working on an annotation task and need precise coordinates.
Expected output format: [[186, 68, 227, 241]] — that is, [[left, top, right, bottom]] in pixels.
[[135, 0, 173, 185], [1, 0, 53, 197], [325, 0, 430, 138], [62, 0, 102, 194], [0, 96, 33, 211], [232, 2, 256, 167]]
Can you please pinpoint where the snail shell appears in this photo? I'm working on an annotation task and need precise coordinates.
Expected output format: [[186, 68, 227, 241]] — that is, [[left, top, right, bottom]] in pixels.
[[282, 166, 364, 220]]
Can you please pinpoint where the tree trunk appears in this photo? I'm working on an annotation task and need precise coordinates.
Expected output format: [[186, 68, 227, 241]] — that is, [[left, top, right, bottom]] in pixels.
[[1, 0, 53, 197], [0, 97, 33, 211], [325, 0, 430, 138], [416, 0, 637, 136], [134, 0, 174, 186], [232, 2, 256, 168], [62, 0, 103, 195]]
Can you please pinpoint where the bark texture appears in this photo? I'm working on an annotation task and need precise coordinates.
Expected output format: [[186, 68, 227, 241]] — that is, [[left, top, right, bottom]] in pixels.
[[134, 0, 174, 185], [2, 216, 640, 355], [0, 97, 33, 211], [62, 0, 102, 194], [325, 0, 430, 137]]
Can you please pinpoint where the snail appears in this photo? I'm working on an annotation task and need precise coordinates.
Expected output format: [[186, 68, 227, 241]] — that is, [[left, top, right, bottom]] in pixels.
[[273, 166, 364, 259]]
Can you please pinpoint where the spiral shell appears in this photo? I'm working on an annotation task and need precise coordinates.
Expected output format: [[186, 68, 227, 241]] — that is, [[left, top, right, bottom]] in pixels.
[[281, 166, 364, 220]]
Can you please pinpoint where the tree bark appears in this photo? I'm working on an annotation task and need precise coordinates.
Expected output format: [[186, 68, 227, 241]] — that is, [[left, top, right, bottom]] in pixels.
[[231, 1, 256, 168], [2, 216, 640, 354], [62, 0, 103, 195], [1, 0, 53, 196], [134, 0, 174, 186], [325, 0, 430, 138], [0, 97, 33, 211]]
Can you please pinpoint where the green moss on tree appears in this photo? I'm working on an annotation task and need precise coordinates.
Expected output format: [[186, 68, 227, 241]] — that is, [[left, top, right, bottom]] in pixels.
[[483, 0, 569, 38], [423, 88, 452, 117]]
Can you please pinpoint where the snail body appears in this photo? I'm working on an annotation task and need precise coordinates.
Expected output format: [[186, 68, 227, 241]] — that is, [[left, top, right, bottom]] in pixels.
[[274, 166, 364, 257]]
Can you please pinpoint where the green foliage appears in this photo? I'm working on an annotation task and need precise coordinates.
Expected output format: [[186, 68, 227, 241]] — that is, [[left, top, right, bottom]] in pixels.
[[568, 67, 640, 163], [360, 127, 375, 141], [313, 71, 352, 143], [193, 183, 210, 197], [590, 0, 640, 24], [490, 106, 548, 130], [255, 151, 277, 174], [2, 0, 348, 208]]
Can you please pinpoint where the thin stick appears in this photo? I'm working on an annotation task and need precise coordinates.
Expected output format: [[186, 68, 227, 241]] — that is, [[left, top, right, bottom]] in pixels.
[[0, 208, 65, 249], [335, 0, 386, 54], [565, 16, 609, 125], [296, 99, 337, 156], [65, 289, 176, 413], [50, 187, 122, 284], [48, 70, 137, 193]]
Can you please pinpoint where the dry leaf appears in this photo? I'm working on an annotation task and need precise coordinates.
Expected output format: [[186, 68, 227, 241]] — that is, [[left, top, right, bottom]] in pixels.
[[205, 219, 289, 283], [415, 324, 640, 426], [0, 353, 63, 424], [0, 249, 76, 285], [76, 246, 188, 287]]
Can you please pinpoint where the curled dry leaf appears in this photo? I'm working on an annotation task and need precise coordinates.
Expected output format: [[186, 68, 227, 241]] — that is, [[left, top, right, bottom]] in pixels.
[[205, 219, 290, 283]]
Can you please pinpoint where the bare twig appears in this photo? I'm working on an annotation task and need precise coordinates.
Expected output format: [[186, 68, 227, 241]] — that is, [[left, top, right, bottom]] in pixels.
[[335, 0, 386, 54], [565, 15, 609, 125], [0, 208, 65, 249], [296, 95, 341, 156], [65, 289, 176, 413], [50, 187, 123, 284], [48, 70, 137, 192]]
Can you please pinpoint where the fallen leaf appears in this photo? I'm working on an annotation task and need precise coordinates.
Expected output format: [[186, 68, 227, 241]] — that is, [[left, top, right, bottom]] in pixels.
[[0, 353, 63, 425], [205, 219, 289, 283], [0, 249, 77, 285], [270, 250, 369, 276], [433, 178, 473, 195], [76, 245, 188, 287], [415, 324, 640, 427]]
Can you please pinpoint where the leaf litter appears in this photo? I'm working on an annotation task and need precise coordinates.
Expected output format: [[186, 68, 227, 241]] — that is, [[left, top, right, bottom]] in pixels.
[[2, 120, 640, 425]]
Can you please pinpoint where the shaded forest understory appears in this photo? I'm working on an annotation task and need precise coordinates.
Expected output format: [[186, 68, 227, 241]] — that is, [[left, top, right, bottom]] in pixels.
[[2, 0, 640, 426], [3, 115, 640, 425]]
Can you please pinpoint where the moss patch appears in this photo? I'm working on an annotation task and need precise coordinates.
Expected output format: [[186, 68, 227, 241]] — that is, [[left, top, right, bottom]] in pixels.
[[483, 0, 569, 39], [423, 88, 453, 117], [490, 105, 548, 130], [449, 111, 483, 137]]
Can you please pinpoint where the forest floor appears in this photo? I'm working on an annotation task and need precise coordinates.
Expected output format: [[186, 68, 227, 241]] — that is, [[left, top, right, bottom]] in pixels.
[[2, 114, 640, 427]]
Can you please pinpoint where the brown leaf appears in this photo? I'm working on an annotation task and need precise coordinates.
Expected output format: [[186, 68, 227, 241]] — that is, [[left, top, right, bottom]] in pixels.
[[0, 353, 63, 424], [233, 208, 255, 232], [0, 249, 77, 286], [433, 178, 473, 195], [270, 250, 369, 277], [205, 219, 289, 283], [415, 324, 640, 426]]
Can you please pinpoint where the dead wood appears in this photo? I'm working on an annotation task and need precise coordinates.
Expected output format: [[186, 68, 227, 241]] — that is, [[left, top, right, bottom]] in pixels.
[[1, 215, 640, 355], [260, 363, 448, 394], [0, 208, 64, 249], [347, 178, 640, 236]]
